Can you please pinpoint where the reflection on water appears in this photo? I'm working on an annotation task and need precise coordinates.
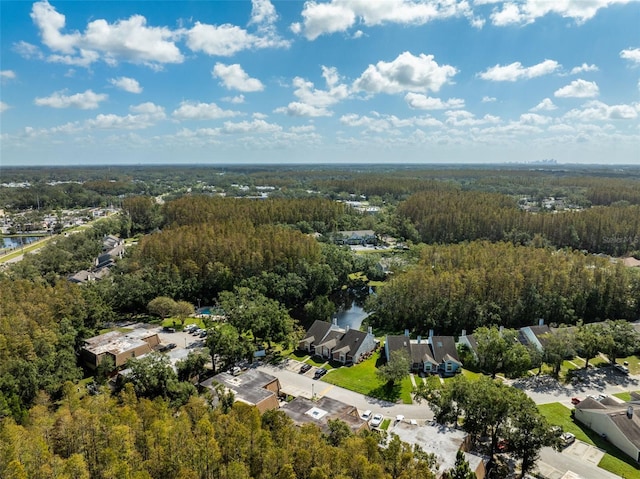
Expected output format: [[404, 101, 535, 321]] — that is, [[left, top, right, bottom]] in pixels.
[[2, 236, 41, 249], [331, 288, 371, 331]]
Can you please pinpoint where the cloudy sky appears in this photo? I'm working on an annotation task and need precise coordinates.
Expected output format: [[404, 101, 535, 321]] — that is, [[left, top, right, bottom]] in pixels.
[[1, 0, 639, 166]]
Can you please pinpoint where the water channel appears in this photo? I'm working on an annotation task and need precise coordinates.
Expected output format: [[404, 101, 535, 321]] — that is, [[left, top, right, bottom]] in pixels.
[[2, 236, 42, 249], [331, 289, 371, 331]]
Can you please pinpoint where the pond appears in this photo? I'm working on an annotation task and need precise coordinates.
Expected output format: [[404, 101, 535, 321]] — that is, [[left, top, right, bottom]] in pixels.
[[2, 236, 42, 249], [331, 288, 371, 331]]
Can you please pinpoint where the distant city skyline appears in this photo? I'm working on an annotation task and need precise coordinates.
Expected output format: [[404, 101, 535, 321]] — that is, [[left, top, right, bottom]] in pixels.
[[1, 0, 639, 166]]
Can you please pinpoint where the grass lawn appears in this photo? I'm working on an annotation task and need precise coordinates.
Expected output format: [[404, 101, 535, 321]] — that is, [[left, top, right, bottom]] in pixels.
[[612, 391, 639, 402], [287, 350, 310, 362], [321, 351, 413, 404], [380, 418, 391, 431], [306, 356, 328, 367], [538, 403, 640, 478], [460, 369, 482, 381], [616, 355, 640, 375]]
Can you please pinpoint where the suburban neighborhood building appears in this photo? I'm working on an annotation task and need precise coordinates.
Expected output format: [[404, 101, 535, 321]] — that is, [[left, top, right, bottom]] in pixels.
[[333, 229, 377, 246], [385, 330, 461, 376], [80, 328, 160, 369], [281, 395, 369, 434], [390, 420, 487, 478], [519, 320, 552, 351], [299, 320, 377, 364], [574, 394, 640, 464], [200, 369, 281, 413]]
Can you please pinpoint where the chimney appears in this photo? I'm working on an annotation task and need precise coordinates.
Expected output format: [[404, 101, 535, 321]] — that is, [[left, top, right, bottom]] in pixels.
[[417, 335, 422, 344], [429, 329, 434, 339], [627, 406, 634, 419], [367, 326, 373, 335], [404, 329, 410, 337], [332, 317, 337, 326], [346, 325, 350, 332], [461, 329, 466, 338], [499, 326, 504, 334], [538, 318, 544, 326]]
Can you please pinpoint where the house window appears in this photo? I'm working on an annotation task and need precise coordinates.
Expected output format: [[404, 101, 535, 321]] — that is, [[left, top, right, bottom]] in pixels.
[[340, 355, 345, 362], [446, 363, 452, 371]]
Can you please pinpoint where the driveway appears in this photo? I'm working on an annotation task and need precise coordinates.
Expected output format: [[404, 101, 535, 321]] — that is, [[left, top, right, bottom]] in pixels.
[[536, 442, 621, 479], [258, 360, 434, 422]]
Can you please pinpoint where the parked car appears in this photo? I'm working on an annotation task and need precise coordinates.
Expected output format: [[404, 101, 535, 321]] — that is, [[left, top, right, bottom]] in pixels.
[[370, 414, 383, 428], [571, 397, 581, 405], [167, 343, 177, 350], [562, 432, 575, 446], [199, 330, 207, 338], [361, 410, 372, 421], [497, 440, 509, 452], [299, 363, 312, 374], [314, 368, 328, 379]]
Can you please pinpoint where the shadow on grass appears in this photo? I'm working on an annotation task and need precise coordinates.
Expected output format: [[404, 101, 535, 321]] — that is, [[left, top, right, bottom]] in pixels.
[[581, 425, 640, 471], [367, 382, 402, 403], [290, 350, 309, 360]]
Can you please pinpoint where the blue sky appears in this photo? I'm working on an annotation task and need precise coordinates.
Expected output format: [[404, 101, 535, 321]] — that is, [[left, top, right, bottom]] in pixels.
[[1, 0, 639, 166]]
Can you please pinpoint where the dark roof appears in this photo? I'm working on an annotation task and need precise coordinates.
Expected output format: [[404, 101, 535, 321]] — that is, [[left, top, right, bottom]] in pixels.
[[576, 397, 608, 410], [317, 329, 343, 349], [302, 320, 333, 346], [386, 335, 412, 359], [465, 334, 478, 354], [528, 325, 552, 346], [333, 328, 368, 356], [411, 342, 437, 365], [430, 336, 460, 364], [281, 396, 366, 434], [609, 407, 640, 449]]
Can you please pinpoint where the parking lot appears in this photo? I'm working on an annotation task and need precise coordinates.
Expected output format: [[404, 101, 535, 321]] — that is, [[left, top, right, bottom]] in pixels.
[[155, 326, 209, 367]]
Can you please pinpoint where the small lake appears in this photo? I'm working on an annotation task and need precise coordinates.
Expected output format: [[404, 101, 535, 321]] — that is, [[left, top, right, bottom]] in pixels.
[[331, 289, 371, 331], [2, 236, 42, 249]]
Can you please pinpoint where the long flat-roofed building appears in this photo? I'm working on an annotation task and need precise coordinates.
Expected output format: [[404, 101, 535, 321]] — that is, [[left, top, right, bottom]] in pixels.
[[200, 369, 281, 413], [281, 396, 369, 434], [81, 328, 160, 369]]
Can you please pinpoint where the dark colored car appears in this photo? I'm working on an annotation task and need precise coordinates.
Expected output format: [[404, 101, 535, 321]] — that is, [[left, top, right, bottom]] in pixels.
[[299, 363, 312, 374], [167, 343, 177, 349], [314, 368, 328, 379], [571, 397, 581, 405]]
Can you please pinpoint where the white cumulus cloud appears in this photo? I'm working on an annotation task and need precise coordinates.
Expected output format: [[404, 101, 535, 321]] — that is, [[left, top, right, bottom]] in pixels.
[[34, 89, 107, 109], [405, 92, 464, 110], [479, 59, 560, 81], [295, 0, 477, 40], [354, 51, 457, 94], [0, 101, 10, 113], [481, 96, 496, 103], [1, 70, 17, 80], [109, 76, 142, 93], [563, 100, 638, 121], [554, 79, 599, 98], [29, 0, 183, 67], [172, 101, 240, 120], [620, 47, 640, 64], [212, 63, 264, 92], [274, 102, 331, 117], [570, 63, 599, 75], [221, 119, 282, 134], [489, 0, 636, 26], [530, 98, 557, 111]]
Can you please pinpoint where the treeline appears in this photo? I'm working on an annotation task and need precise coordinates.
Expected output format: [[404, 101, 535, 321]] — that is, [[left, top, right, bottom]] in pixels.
[[366, 241, 639, 334], [397, 190, 640, 255], [1, 390, 439, 479], [162, 196, 346, 232], [0, 279, 113, 421]]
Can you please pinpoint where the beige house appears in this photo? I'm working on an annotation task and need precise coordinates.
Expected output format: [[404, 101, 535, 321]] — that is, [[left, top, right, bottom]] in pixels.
[[81, 328, 160, 369], [575, 394, 640, 464]]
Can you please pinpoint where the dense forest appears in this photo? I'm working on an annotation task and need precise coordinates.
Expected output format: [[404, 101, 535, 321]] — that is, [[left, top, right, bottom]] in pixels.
[[366, 241, 640, 334], [1, 390, 441, 479], [397, 190, 640, 255]]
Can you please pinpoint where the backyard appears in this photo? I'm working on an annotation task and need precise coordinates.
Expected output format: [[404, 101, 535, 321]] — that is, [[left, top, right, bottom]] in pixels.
[[538, 402, 640, 478]]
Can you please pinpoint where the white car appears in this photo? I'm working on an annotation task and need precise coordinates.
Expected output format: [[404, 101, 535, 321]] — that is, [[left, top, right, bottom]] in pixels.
[[370, 413, 383, 428], [361, 410, 372, 421]]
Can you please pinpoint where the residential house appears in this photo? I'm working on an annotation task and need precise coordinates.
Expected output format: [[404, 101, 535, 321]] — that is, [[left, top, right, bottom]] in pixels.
[[298, 320, 377, 364], [386, 330, 461, 376], [334, 230, 377, 246], [81, 328, 160, 369], [457, 329, 479, 359], [200, 369, 281, 413], [281, 396, 369, 434], [519, 319, 552, 352], [331, 327, 377, 364], [575, 395, 640, 464]]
